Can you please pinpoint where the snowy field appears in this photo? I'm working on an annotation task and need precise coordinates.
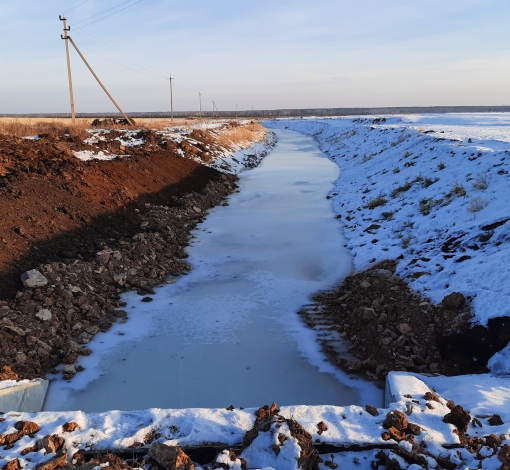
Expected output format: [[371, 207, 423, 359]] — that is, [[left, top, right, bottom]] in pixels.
[[265, 114, 510, 373]]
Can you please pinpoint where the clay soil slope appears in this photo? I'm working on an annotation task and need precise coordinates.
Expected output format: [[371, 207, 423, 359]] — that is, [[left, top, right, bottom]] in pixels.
[[0, 122, 260, 379]]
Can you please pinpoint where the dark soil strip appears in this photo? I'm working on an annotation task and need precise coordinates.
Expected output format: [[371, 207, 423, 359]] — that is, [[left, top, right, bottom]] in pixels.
[[300, 260, 510, 380]]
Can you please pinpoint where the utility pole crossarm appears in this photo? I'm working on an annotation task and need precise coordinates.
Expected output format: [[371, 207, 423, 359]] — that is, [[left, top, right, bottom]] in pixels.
[[67, 36, 135, 126]]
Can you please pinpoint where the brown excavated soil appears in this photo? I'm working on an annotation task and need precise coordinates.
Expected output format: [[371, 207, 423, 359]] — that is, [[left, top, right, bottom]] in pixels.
[[0, 130, 220, 298], [0, 125, 252, 380]]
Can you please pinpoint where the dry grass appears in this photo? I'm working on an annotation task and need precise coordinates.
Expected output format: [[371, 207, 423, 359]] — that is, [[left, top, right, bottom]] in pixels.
[[0, 117, 197, 136], [0, 117, 266, 150], [0, 118, 91, 140], [467, 196, 489, 213], [216, 121, 267, 149]]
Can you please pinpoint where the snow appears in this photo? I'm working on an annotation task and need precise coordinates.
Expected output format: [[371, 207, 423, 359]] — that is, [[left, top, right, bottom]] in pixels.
[[72, 150, 125, 161], [5, 372, 510, 468], [265, 114, 510, 371], [72, 120, 275, 171]]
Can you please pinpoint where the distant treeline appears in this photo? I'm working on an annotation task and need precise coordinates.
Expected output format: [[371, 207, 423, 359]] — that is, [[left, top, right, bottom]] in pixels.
[[2, 105, 510, 119]]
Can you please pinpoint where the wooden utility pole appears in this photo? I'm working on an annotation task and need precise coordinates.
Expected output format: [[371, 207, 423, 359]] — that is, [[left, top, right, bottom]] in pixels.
[[168, 74, 174, 122], [67, 36, 135, 126], [198, 91, 202, 118], [59, 16, 76, 124]]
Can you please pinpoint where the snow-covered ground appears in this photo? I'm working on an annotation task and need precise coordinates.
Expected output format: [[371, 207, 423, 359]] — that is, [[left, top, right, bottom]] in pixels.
[[72, 120, 275, 172], [3, 371, 510, 469], [265, 114, 510, 373]]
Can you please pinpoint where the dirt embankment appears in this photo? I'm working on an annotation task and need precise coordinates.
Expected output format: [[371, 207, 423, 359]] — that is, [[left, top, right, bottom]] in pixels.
[[0, 122, 265, 380], [300, 260, 510, 380]]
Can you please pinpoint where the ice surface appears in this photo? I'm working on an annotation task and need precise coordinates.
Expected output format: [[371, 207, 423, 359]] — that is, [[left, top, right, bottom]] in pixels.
[[44, 129, 381, 412]]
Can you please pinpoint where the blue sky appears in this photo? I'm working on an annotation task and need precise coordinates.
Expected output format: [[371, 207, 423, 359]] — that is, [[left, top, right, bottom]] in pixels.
[[1, 0, 509, 113]]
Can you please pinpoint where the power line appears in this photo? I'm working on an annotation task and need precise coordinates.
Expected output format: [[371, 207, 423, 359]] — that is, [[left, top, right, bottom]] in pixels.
[[74, 0, 143, 30], [70, 38, 167, 79], [62, 0, 91, 15], [72, 0, 136, 25], [74, 29, 169, 76]]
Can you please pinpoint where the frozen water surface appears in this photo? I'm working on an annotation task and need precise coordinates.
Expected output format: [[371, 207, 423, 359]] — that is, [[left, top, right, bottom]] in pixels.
[[45, 129, 382, 412]]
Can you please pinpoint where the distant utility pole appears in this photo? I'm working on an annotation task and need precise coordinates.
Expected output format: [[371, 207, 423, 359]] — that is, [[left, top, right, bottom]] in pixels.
[[168, 74, 174, 122], [252, 107, 254, 119], [198, 92, 202, 118], [236, 104, 237, 119], [59, 16, 76, 124], [212, 101, 215, 119]]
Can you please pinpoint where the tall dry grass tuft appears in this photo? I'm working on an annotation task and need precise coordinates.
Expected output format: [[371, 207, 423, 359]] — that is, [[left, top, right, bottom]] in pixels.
[[0, 118, 90, 141], [216, 121, 266, 149]]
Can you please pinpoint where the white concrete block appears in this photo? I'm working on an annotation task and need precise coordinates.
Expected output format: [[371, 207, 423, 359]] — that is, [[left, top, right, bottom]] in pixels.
[[0, 378, 49, 412]]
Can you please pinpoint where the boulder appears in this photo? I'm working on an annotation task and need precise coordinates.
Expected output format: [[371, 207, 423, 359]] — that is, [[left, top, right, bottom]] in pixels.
[[36, 435, 65, 454], [35, 452, 67, 470], [148, 443, 194, 470], [21, 270, 48, 288], [383, 410, 408, 431], [62, 422, 79, 433], [442, 292, 466, 309], [443, 404, 471, 432], [35, 309, 52, 321]]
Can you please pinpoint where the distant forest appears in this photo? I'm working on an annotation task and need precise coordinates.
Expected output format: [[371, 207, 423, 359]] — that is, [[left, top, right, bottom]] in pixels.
[[2, 105, 510, 119]]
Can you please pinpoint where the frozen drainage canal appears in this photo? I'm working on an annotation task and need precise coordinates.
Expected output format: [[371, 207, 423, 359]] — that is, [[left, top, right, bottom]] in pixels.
[[45, 128, 381, 412]]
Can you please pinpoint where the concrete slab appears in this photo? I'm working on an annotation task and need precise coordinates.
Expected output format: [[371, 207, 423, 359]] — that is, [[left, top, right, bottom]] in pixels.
[[0, 378, 49, 412], [385, 371, 433, 407]]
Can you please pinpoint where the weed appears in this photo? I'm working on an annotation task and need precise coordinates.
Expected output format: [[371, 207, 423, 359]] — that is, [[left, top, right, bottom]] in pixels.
[[452, 182, 467, 197], [404, 161, 416, 168], [0, 118, 91, 141], [381, 211, 395, 220], [216, 122, 266, 149], [403, 151, 413, 158], [365, 194, 387, 209], [363, 153, 375, 162], [472, 173, 490, 190], [391, 132, 412, 147], [362, 187, 371, 194], [390, 180, 414, 198], [393, 220, 415, 233], [401, 236, 414, 249], [422, 176, 439, 187], [467, 196, 489, 213], [419, 198, 443, 215], [438, 162, 446, 170], [413, 174, 424, 184], [393, 167, 401, 174]]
